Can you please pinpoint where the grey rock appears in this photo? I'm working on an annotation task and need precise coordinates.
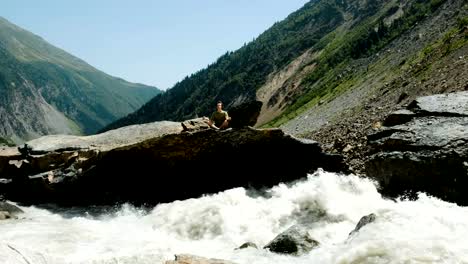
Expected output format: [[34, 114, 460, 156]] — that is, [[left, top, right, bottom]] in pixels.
[[181, 118, 211, 132], [0, 201, 23, 220], [408, 91, 468, 117], [25, 121, 183, 153], [0, 211, 12, 220], [264, 225, 319, 255], [0, 120, 346, 205], [349, 213, 376, 236], [235, 242, 258, 250], [366, 91, 468, 205], [0, 201, 23, 214]]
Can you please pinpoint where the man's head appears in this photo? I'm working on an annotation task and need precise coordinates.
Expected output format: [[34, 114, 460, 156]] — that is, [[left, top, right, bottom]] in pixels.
[[216, 101, 223, 111]]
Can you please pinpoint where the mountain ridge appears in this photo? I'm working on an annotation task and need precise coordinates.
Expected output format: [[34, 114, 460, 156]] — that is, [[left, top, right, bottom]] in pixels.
[[0, 17, 161, 143]]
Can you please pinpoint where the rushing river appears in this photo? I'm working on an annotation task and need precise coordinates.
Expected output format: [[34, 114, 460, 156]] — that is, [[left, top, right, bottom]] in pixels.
[[1, 170, 467, 264]]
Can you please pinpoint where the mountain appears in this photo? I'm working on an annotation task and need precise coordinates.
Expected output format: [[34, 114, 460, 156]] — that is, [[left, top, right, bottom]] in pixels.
[[104, 0, 467, 135], [0, 17, 161, 143]]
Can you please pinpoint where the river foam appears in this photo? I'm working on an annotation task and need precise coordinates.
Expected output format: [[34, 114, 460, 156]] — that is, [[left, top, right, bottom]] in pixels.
[[1, 170, 467, 264]]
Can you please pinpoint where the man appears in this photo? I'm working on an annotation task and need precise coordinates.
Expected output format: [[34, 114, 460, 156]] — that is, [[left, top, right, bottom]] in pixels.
[[207, 101, 231, 130]]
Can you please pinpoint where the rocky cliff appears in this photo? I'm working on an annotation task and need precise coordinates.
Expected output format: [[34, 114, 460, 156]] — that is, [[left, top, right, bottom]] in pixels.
[[365, 91, 468, 205]]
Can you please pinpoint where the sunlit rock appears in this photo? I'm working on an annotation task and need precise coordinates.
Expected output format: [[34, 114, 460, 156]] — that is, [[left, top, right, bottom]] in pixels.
[[366, 91, 468, 205], [0, 119, 346, 205]]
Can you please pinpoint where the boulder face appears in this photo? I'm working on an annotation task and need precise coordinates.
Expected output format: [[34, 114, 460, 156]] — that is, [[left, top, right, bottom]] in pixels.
[[0, 200, 24, 220], [365, 91, 468, 205], [0, 119, 346, 206], [228, 100, 262, 128], [264, 225, 319, 255]]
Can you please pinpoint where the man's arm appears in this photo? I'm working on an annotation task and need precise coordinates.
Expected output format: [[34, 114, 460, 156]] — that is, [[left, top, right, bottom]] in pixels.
[[225, 111, 231, 121]]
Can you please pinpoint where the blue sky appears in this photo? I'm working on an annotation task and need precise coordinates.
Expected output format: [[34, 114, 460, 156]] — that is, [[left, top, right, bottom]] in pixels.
[[3, 0, 309, 90]]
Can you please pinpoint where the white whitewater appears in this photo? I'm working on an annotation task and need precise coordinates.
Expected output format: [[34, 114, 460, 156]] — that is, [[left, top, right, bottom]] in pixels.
[[1, 170, 467, 264]]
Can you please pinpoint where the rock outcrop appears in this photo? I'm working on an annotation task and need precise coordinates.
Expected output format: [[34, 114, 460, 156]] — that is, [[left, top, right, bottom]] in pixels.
[[348, 213, 376, 237], [0, 200, 24, 220], [365, 91, 468, 204], [0, 118, 346, 205], [228, 100, 262, 128], [235, 242, 258, 250], [264, 225, 319, 255], [164, 254, 237, 264]]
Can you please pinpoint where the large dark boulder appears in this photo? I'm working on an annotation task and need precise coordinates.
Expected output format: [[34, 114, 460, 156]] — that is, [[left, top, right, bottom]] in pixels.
[[366, 91, 468, 205], [264, 225, 319, 255], [0, 119, 346, 206], [228, 100, 262, 128]]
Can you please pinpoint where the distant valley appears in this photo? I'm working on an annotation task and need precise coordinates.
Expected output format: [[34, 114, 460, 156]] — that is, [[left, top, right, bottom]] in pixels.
[[0, 17, 161, 143]]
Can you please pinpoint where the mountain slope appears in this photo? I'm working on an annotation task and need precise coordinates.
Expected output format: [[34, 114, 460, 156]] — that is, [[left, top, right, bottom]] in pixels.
[[280, 0, 468, 172], [0, 17, 161, 143], [105, 0, 466, 136], [103, 0, 350, 130]]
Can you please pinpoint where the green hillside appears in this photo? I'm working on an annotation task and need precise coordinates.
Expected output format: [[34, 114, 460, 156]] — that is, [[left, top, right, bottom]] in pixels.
[[104, 0, 466, 135], [103, 0, 353, 130]]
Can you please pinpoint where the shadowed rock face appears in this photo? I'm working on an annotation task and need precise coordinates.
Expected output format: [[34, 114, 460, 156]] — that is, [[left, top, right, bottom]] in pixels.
[[366, 91, 468, 205], [228, 100, 263, 128], [0, 119, 346, 206]]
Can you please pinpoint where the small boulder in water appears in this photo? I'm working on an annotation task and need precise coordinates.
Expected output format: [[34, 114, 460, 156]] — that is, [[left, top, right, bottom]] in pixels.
[[0, 200, 23, 220], [0, 211, 12, 220], [349, 213, 376, 236], [264, 225, 319, 255], [366, 91, 468, 205], [235, 242, 258, 250], [165, 254, 237, 264], [0, 201, 23, 215]]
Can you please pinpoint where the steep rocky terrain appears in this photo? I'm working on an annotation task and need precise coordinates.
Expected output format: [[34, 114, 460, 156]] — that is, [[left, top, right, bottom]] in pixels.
[[365, 91, 468, 204], [283, 0, 467, 173], [105, 0, 466, 161], [0, 17, 161, 143], [104, 0, 393, 131]]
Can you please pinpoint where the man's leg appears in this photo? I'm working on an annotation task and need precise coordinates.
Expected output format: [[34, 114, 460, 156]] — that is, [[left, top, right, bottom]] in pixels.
[[219, 120, 229, 130]]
